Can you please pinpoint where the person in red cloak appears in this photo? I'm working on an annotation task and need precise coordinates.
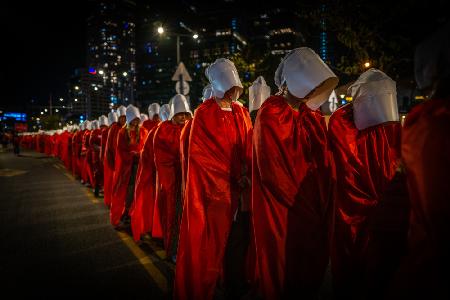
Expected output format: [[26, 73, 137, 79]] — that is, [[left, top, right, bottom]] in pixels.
[[389, 23, 450, 299], [81, 121, 93, 186], [103, 108, 125, 207], [178, 88, 211, 233], [142, 103, 161, 131], [90, 117, 108, 197], [252, 47, 337, 299], [110, 105, 148, 228], [130, 103, 164, 242], [99, 115, 110, 196], [153, 94, 192, 262], [328, 69, 409, 300], [174, 58, 252, 300], [72, 124, 84, 179], [60, 127, 73, 171]]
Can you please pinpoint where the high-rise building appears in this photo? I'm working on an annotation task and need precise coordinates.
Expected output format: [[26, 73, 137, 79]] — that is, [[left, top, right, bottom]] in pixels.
[[86, 0, 137, 109], [67, 68, 108, 121]]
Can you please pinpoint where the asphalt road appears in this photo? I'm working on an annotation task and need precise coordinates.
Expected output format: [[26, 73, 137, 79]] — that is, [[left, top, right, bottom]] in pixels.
[[0, 148, 173, 298]]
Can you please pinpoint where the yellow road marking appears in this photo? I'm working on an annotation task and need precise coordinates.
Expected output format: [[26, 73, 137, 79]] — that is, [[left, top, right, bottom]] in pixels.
[[117, 231, 168, 292], [54, 157, 168, 292]]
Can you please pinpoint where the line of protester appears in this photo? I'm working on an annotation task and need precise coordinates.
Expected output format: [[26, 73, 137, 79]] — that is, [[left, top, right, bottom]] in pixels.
[[17, 24, 449, 300]]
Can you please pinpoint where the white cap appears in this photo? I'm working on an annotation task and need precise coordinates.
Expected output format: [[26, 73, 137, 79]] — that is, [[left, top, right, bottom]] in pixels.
[[414, 23, 450, 90], [160, 104, 171, 121], [169, 94, 192, 119], [117, 105, 127, 117], [91, 120, 100, 130], [349, 68, 399, 130], [126, 104, 140, 125], [275, 47, 338, 110], [140, 113, 149, 123], [205, 58, 243, 98], [85, 121, 92, 131], [148, 103, 161, 119], [56, 129, 63, 135], [249, 76, 271, 112], [202, 84, 214, 102], [108, 111, 118, 125], [99, 115, 109, 127], [63, 126, 68, 131]]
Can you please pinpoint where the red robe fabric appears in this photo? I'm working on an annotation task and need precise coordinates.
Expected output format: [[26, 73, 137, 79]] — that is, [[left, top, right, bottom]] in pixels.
[[328, 104, 408, 298], [131, 122, 160, 241], [89, 128, 102, 188], [142, 119, 159, 132], [60, 131, 72, 171], [174, 99, 252, 300], [153, 121, 184, 255], [72, 130, 84, 178], [391, 97, 450, 298], [98, 126, 109, 187], [110, 126, 148, 226], [81, 130, 93, 185], [252, 95, 334, 299], [103, 123, 121, 207], [179, 119, 192, 205]]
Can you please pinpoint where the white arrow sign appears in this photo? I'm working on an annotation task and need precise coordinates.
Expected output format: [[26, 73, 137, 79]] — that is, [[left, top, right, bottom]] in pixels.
[[172, 62, 192, 82], [328, 90, 338, 113], [175, 81, 190, 95]]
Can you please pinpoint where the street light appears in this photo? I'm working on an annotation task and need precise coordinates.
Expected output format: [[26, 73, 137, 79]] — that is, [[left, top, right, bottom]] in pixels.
[[74, 86, 79, 90], [59, 98, 63, 102], [74, 98, 78, 102], [157, 25, 199, 64], [99, 70, 104, 75], [364, 61, 371, 68], [122, 72, 128, 77]]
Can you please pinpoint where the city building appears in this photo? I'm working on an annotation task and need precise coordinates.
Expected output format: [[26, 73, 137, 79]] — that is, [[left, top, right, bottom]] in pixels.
[[86, 0, 137, 109]]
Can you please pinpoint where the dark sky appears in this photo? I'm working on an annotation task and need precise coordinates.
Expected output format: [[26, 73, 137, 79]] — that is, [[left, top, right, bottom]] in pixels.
[[1, 1, 86, 111], [0, 0, 447, 113]]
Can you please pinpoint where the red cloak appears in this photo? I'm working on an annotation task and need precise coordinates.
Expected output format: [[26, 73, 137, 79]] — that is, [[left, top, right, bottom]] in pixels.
[[392, 98, 450, 298], [328, 104, 408, 298], [179, 119, 192, 205], [110, 126, 148, 226], [152, 121, 184, 255], [89, 128, 102, 188], [60, 131, 72, 171], [71, 130, 84, 178], [174, 99, 252, 300], [81, 130, 92, 184], [130, 123, 160, 241], [98, 126, 109, 188], [142, 119, 159, 132], [252, 95, 334, 299], [103, 123, 121, 207]]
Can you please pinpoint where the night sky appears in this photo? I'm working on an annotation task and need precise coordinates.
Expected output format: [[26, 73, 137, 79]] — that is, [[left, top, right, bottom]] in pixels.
[[1, 1, 86, 111], [0, 1, 448, 113]]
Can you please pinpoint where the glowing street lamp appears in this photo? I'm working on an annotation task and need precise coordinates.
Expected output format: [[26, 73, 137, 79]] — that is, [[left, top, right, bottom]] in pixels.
[[74, 98, 78, 102], [193, 34, 199, 39], [122, 72, 128, 77], [59, 98, 63, 102], [364, 61, 371, 68], [99, 70, 104, 75], [157, 26, 164, 34], [74, 86, 79, 90]]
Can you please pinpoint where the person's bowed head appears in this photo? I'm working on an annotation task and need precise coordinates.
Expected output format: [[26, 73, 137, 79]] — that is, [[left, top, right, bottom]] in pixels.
[[170, 94, 193, 125], [349, 68, 399, 130], [275, 47, 338, 110], [126, 104, 141, 128], [148, 103, 161, 121], [159, 104, 171, 122], [108, 111, 118, 125], [206, 58, 243, 103]]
